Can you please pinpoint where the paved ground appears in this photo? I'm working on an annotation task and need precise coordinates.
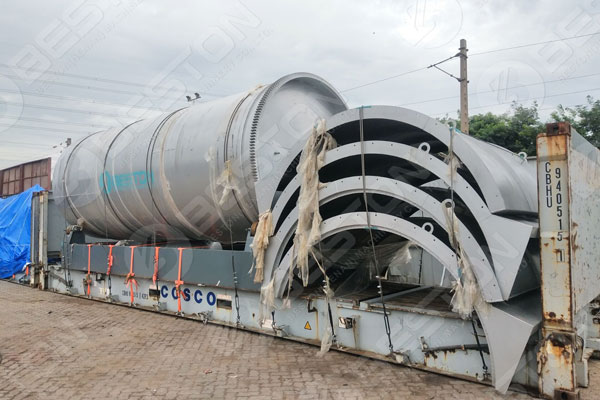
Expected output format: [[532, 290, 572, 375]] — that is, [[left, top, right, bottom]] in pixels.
[[0, 281, 598, 400]]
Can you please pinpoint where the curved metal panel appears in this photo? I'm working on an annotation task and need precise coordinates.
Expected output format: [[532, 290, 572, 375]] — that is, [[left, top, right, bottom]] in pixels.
[[264, 211, 459, 298], [271, 141, 534, 300], [324, 106, 537, 214], [264, 176, 502, 301]]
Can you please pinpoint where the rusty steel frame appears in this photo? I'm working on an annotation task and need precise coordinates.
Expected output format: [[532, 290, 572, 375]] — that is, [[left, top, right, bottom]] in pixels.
[[536, 122, 600, 399]]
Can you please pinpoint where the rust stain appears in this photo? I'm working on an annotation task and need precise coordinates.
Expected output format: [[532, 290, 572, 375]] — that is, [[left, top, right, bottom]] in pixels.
[[572, 230, 579, 251], [544, 312, 569, 326]]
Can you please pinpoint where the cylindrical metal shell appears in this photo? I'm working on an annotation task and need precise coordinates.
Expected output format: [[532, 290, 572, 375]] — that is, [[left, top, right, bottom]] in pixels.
[[53, 73, 346, 242]]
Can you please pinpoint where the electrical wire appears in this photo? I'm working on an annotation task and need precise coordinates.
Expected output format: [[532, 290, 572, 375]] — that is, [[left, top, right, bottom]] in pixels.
[[434, 86, 600, 116], [0, 100, 161, 119], [341, 32, 600, 92], [341, 67, 429, 93], [470, 32, 600, 56], [0, 87, 169, 111], [1, 73, 198, 101], [398, 72, 600, 107], [0, 63, 227, 97], [0, 115, 110, 129], [0, 139, 59, 148], [0, 122, 94, 135]]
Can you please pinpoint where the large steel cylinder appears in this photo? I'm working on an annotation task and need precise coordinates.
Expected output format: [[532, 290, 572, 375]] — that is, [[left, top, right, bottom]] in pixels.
[[53, 73, 347, 242]]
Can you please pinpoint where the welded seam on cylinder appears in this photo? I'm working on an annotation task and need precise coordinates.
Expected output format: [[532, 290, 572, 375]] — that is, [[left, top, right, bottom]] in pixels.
[[223, 92, 256, 225], [100, 121, 145, 237], [108, 119, 162, 234], [62, 130, 106, 235], [249, 84, 275, 182], [145, 109, 186, 230], [156, 113, 207, 239]]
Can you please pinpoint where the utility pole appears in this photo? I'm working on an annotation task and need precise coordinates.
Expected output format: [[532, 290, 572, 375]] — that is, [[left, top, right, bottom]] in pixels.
[[459, 39, 469, 134]]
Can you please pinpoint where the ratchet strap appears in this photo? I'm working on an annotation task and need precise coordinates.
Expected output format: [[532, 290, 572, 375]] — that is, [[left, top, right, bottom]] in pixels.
[[125, 246, 138, 305], [175, 248, 185, 314], [152, 247, 160, 286], [85, 244, 92, 296], [106, 245, 114, 276]]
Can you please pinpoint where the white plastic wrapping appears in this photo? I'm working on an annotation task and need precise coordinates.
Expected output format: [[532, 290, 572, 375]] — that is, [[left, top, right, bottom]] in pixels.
[[291, 119, 336, 286], [443, 203, 488, 318], [216, 159, 238, 206], [250, 209, 273, 283]]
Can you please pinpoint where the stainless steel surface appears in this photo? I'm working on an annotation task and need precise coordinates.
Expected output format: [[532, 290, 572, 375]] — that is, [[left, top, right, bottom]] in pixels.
[[325, 106, 538, 214], [267, 176, 503, 301], [270, 140, 537, 301], [30, 76, 600, 397], [53, 73, 347, 242], [268, 211, 460, 298], [258, 105, 546, 393]]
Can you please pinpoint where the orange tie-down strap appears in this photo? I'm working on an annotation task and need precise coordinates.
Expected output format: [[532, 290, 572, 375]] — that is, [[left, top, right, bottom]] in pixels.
[[85, 244, 93, 296], [106, 245, 114, 276], [152, 247, 160, 286], [175, 247, 185, 313], [124, 246, 138, 305]]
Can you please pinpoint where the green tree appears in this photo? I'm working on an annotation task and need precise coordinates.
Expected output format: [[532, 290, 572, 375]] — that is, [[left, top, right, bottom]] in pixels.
[[551, 96, 600, 147], [438, 98, 600, 153], [440, 102, 544, 155]]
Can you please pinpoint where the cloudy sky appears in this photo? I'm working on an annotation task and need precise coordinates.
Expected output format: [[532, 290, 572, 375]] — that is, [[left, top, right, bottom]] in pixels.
[[0, 0, 598, 169]]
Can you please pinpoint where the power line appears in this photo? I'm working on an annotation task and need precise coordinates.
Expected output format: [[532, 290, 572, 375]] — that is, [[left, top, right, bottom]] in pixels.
[[0, 87, 167, 111], [341, 32, 600, 92], [0, 64, 227, 97], [470, 32, 600, 56], [0, 115, 110, 130], [0, 138, 65, 148], [434, 86, 600, 116], [398, 72, 600, 107], [340, 67, 428, 93], [1, 100, 162, 119], [0, 122, 94, 135], [1, 73, 200, 101]]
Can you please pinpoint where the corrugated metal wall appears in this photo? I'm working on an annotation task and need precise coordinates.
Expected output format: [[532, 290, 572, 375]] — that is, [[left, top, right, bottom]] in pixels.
[[0, 157, 51, 196]]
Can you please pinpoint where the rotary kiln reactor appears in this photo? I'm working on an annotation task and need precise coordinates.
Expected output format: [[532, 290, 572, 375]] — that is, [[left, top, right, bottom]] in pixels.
[[35, 72, 599, 397]]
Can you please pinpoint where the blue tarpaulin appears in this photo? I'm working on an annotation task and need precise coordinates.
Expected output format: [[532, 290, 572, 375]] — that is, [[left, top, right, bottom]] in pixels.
[[0, 185, 44, 279]]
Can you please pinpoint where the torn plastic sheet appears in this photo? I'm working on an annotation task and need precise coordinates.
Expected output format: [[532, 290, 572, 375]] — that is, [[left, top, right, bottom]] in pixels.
[[442, 202, 488, 319], [250, 209, 273, 283], [291, 119, 336, 287], [259, 278, 275, 322], [216, 159, 239, 206], [388, 240, 418, 276], [312, 248, 335, 356], [443, 153, 461, 183]]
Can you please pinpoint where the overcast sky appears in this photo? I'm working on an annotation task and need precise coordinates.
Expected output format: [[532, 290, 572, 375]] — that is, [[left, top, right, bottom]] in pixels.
[[0, 0, 598, 169]]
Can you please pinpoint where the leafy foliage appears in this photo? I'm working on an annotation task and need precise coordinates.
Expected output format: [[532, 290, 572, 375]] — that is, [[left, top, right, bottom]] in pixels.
[[551, 96, 600, 148], [438, 97, 600, 154]]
